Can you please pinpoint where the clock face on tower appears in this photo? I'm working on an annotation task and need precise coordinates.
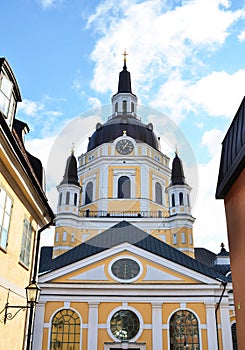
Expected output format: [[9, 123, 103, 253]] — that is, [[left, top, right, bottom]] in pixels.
[[115, 139, 134, 155]]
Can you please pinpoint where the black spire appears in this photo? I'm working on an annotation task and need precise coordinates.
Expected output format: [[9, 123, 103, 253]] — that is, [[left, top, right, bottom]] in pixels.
[[170, 153, 186, 186], [117, 50, 132, 93], [60, 151, 79, 186]]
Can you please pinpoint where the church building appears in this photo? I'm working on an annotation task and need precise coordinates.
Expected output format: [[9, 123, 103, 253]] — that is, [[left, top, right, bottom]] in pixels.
[[34, 56, 236, 350]]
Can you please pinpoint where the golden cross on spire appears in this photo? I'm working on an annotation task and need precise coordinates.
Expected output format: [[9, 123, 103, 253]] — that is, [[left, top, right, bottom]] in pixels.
[[122, 49, 128, 66]]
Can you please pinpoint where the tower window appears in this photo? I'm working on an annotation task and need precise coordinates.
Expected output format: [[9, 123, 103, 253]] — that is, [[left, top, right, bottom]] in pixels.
[[65, 191, 70, 205], [171, 193, 175, 207], [155, 182, 163, 205], [173, 233, 177, 245], [115, 102, 118, 112], [74, 193, 78, 206], [62, 232, 67, 241], [58, 193, 62, 206], [85, 181, 93, 204], [118, 176, 130, 198], [123, 100, 127, 113], [131, 102, 134, 112], [55, 232, 59, 242], [179, 192, 184, 205], [181, 232, 186, 244], [187, 193, 190, 207]]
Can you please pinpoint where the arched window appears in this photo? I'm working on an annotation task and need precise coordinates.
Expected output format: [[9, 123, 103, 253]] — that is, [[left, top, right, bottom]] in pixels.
[[179, 192, 184, 205], [170, 310, 200, 349], [171, 193, 175, 207], [187, 193, 190, 207], [65, 191, 70, 205], [74, 193, 77, 206], [115, 102, 118, 112], [173, 233, 177, 245], [155, 182, 163, 205], [58, 193, 62, 206], [181, 232, 186, 244], [85, 182, 93, 204], [123, 100, 127, 113], [50, 309, 80, 349], [131, 102, 134, 112], [118, 176, 130, 198], [62, 232, 67, 242], [231, 323, 238, 350]]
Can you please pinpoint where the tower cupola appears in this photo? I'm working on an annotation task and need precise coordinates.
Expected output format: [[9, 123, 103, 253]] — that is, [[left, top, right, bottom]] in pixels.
[[167, 153, 192, 216], [57, 150, 81, 215]]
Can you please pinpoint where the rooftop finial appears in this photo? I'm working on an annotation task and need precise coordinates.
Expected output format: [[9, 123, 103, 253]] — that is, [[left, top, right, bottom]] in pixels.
[[175, 144, 178, 156], [71, 143, 75, 155], [122, 49, 128, 69]]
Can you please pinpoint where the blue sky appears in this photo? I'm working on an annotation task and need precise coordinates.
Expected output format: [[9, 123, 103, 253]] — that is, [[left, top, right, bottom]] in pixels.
[[2, 0, 245, 251]]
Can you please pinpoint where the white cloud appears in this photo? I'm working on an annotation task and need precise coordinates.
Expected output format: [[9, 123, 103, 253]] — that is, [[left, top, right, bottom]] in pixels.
[[17, 99, 44, 116], [87, 0, 244, 96], [151, 69, 245, 122], [238, 29, 245, 42], [88, 97, 102, 110], [201, 129, 225, 157], [39, 0, 63, 9], [193, 152, 228, 252]]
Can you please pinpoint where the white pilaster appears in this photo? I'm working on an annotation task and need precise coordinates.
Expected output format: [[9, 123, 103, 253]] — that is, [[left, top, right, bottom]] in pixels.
[[152, 302, 163, 350], [220, 303, 233, 350], [88, 302, 100, 350], [32, 302, 45, 350], [205, 303, 218, 350]]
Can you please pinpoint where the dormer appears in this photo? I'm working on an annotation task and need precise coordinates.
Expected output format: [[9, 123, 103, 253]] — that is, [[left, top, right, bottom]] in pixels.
[[0, 58, 21, 130]]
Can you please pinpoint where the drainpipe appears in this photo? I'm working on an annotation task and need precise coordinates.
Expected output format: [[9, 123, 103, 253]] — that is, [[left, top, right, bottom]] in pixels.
[[26, 219, 54, 350], [215, 280, 227, 350]]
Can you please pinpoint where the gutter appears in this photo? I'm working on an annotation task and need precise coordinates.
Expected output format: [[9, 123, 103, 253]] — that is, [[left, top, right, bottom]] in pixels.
[[215, 280, 227, 350]]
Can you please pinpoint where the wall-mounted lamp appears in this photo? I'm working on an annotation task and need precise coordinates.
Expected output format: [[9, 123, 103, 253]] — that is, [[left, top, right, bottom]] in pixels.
[[2, 282, 41, 324]]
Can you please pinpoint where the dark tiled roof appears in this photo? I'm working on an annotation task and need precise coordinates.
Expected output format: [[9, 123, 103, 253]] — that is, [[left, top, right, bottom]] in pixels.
[[60, 153, 79, 186], [39, 221, 227, 282], [170, 153, 187, 186], [194, 248, 216, 267], [216, 96, 245, 198]]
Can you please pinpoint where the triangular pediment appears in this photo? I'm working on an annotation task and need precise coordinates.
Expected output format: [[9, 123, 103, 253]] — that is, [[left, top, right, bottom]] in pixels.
[[39, 243, 219, 285]]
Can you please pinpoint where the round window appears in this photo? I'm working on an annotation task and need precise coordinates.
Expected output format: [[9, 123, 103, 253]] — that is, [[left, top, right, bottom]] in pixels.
[[111, 258, 140, 280], [110, 310, 140, 341]]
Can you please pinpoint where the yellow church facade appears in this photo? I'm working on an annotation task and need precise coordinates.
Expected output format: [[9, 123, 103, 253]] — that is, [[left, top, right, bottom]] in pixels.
[[34, 59, 236, 349], [0, 58, 54, 349]]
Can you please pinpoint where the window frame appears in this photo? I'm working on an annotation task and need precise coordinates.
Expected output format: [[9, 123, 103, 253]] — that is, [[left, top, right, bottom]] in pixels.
[[20, 218, 33, 267], [0, 186, 13, 251]]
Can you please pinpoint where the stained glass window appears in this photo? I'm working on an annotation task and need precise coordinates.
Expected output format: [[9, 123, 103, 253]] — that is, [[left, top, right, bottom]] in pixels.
[[170, 310, 200, 350], [50, 309, 80, 350], [110, 310, 140, 341]]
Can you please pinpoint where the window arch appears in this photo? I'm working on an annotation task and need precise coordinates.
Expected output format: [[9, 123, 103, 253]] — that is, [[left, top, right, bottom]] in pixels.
[[231, 323, 238, 350], [85, 182, 93, 204], [179, 192, 184, 205], [131, 102, 134, 112], [58, 193, 62, 206], [170, 310, 200, 349], [171, 193, 175, 207], [118, 176, 130, 198], [50, 309, 80, 349], [74, 193, 78, 206], [65, 191, 70, 205], [155, 182, 163, 205], [123, 100, 127, 113]]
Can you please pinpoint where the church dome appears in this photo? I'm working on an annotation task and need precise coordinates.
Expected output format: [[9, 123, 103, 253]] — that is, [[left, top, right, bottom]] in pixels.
[[87, 115, 159, 151]]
